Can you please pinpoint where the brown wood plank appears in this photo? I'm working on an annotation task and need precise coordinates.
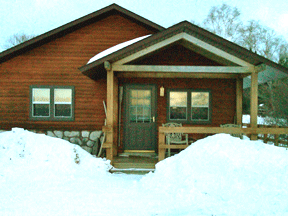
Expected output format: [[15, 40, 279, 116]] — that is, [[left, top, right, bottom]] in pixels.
[[158, 126, 288, 135]]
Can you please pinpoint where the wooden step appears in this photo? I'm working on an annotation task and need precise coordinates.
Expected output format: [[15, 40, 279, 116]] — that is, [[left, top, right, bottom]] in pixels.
[[109, 168, 154, 175], [112, 155, 158, 170], [113, 162, 156, 169]]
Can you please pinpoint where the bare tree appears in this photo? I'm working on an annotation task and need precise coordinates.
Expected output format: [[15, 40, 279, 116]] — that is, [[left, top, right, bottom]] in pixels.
[[202, 4, 288, 65], [4, 33, 35, 50], [202, 3, 288, 125], [239, 21, 288, 63], [238, 20, 263, 53], [203, 4, 242, 42], [278, 44, 288, 67]]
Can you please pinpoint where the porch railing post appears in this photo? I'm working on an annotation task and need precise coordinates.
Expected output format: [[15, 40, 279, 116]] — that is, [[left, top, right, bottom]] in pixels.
[[158, 129, 166, 161], [105, 62, 119, 163], [236, 77, 243, 125], [250, 71, 258, 140]]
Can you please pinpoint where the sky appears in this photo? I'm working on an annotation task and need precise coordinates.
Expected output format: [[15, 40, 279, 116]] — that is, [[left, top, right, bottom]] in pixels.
[[0, 0, 288, 52]]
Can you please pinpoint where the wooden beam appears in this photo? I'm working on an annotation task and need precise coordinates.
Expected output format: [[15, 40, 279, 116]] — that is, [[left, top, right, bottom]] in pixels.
[[158, 126, 288, 135], [116, 72, 238, 79], [113, 65, 253, 73], [106, 68, 119, 161], [236, 78, 243, 125], [158, 131, 166, 161], [255, 64, 266, 72], [159, 145, 188, 149], [104, 61, 111, 70], [250, 72, 258, 140]]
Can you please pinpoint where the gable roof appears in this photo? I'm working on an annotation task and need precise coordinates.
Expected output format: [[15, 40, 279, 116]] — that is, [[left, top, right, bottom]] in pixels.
[[79, 21, 288, 84], [0, 4, 164, 64]]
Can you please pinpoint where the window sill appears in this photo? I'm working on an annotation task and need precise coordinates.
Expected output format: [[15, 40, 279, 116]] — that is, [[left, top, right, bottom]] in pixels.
[[167, 119, 212, 125], [29, 117, 75, 122]]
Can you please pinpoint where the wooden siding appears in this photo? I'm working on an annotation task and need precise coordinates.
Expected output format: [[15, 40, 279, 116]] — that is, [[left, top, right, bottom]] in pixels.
[[0, 14, 156, 130], [131, 44, 223, 66]]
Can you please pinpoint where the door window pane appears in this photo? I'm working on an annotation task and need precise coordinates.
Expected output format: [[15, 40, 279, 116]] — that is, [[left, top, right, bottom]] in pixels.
[[169, 92, 187, 120], [129, 90, 151, 123], [32, 88, 50, 117]]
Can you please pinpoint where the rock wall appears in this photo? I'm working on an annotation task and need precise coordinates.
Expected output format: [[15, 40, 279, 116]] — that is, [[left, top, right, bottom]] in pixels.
[[0, 129, 103, 156]]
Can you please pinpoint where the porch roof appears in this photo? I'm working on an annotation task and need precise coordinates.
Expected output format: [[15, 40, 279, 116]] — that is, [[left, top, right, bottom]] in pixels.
[[79, 21, 288, 86]]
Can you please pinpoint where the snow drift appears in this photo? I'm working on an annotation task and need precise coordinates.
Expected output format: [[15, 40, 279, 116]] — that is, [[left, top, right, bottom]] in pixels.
[[142, 134, 288, 215], [1, 129, 288, 215], [0, 128, 112, 175]]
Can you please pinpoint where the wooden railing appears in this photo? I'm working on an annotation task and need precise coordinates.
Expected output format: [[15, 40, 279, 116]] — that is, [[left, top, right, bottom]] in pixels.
[[158, 126, 288, 161], [243, 124, 288, 147]]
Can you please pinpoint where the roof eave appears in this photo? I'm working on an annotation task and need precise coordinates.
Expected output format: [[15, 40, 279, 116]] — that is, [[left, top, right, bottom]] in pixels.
[[0, 4, 165, 64]]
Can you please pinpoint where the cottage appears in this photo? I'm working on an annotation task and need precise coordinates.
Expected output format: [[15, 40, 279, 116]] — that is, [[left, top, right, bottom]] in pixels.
[[1, 4, 288, 165]]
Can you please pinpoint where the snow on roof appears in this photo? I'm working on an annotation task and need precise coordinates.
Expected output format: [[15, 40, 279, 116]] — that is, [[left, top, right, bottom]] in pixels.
[[87, 35, 151, 64]]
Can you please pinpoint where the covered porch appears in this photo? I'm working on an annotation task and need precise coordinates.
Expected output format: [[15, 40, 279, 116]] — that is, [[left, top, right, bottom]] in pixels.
[[102, 62, 287, 164], [79, 22, 288, 166]]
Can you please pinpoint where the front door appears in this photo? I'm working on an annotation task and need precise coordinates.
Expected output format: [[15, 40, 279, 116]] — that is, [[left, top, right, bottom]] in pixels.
[[123, 84, 157, 151]]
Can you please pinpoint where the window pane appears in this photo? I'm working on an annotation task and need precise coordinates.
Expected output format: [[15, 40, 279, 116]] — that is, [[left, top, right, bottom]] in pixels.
[[170, 107, 187, 120], [169, 92, 187, 120], [142, 106, 151, 122], [192, 92, 209, 106], [33, 104, 50, 117], [54, 89, 72, 103], [192, 107, 209, 120], [33, 88, 50, 103], [129, 90, 151, 123], [55, 104, 71, 117], [130, 106, 137, 122], [54, 89, 72, 117], [170, 92, 187, 107], [32, 88, 50, 117]]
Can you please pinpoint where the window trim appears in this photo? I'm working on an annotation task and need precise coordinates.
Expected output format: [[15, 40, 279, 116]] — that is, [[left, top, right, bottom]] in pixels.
[[30, 85, 75, 121], [167, 89, 212, 124]]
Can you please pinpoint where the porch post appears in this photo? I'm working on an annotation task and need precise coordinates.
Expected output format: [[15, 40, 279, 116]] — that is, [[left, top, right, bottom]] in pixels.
[[250, 71, 258, 140], [106, 62, 118, 162], [236, 77, 243, 125]]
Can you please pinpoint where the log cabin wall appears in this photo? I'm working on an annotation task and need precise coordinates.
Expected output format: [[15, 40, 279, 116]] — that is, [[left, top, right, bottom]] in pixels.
[[0, 13, 156, 131]]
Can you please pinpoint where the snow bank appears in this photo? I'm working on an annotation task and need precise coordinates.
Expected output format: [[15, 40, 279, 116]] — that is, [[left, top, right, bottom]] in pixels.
[[1, 129, 288, 215], [0, 128, 112, 175], [87, 35, 150, 64], [141, 134, 288, 215]]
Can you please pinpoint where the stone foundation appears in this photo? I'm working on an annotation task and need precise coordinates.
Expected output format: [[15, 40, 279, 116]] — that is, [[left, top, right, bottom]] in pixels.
[[0, 129, 103, 156]]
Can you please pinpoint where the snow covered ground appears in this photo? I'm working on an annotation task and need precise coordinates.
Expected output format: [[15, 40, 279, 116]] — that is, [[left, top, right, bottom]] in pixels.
[[1, 128, 288, 216]]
